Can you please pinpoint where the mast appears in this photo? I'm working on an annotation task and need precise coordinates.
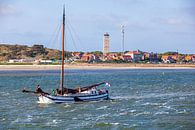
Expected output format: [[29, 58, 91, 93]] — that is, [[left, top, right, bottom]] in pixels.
[[60, 5, 65, 95]]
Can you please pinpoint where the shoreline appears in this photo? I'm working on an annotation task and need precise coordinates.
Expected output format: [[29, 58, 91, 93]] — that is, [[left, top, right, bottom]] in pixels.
[[0, 63, 195, 70]]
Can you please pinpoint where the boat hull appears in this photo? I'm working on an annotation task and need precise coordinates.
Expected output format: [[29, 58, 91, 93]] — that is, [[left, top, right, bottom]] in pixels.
[[38, 93, 109, 104]]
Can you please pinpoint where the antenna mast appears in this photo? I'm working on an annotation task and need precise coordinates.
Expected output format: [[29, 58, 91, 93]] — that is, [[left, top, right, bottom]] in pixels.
[[121, 25, 125, 54]]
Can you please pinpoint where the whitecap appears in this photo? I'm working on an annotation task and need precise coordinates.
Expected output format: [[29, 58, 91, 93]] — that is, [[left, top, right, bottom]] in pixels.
[[110, 122, 119, 125], [26, 115, 33, 122], [119, 112, 128, 116], [129, 110, 136, 113], [142, 102, 162, 106], [142, 102, 150, 105], [96, 114, 110, 121], [63, 104, 71, 108], [45, 119, 62, 126], [96, 106, 108, 110], [177, 109, 187, 114], [134, 111, 151, 116], [12, 118, 20, 124], [123, 123, 130, 126], [155, 111, 169, 115], [163, 105, 177, 111], [12, 116, 33, 124], [69, 109, 76, 112], [0, 92, 10, 96], [179, 96, 186, 100], [130, 124, 139, 127]]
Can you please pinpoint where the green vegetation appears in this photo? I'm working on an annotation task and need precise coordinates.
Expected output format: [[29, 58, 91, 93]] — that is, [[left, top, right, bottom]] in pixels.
[[0, 44, 63, 61], [163, 52, 178, 55]]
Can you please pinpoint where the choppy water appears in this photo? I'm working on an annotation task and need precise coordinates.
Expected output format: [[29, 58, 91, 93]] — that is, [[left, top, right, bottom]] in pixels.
[[0, 69, 195, 130]]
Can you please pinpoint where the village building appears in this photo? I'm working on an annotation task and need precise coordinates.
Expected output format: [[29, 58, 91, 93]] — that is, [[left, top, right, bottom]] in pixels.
[[161, 55, 176, 63], [71, 52, 83, 61], [72, 52, 83, 59], [192, 55, 195, 62], [105, 53, 119, 61], [149, 52, 159, 62], [32, 44, 45, 54], [124, 50, 143, 62], [80, 53, 100, 62], [9, 58, 35, 63], [185, 55, 193, 62], [122, 55, 132, 62]]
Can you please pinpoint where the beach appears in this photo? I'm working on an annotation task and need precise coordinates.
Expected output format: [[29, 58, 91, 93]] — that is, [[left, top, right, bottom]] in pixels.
[[0, 63, 195, 70]]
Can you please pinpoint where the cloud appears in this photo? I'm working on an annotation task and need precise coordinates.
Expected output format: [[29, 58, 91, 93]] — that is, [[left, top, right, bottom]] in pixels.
[[0, 4, 15, 15], [152, 17, 194, 27], [159, 18, 184, 25], [107, 0, 145, 5], [182, 0, 195, 20], [185, 6, 195, 17], [91, 13, 130, 27], [0, 0, 17, 16]]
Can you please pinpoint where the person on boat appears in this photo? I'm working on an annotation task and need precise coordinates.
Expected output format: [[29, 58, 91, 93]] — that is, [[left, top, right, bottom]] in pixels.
[[36, 85, 42, 93], [98, 88, 105, 94], [35, 85, 49, 95], [52, 89, 56, 96], [55, 88, 61, 96], [78, 86, 81, 93]]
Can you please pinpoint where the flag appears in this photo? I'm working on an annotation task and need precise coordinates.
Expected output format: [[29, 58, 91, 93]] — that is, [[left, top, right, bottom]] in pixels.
[[105, 82, 111, 87]]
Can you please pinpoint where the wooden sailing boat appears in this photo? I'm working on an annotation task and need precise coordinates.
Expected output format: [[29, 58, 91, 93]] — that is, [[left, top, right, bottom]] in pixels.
[[30, 6, 110, 103]]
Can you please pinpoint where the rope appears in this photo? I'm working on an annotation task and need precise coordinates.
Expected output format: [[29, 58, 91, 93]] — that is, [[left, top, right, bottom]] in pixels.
[[67, 20, 85, 51], [35, 21, 62, 89]]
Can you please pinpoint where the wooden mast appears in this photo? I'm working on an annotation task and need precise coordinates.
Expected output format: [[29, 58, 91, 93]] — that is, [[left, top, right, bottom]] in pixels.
[[60, 5, 65, 95]]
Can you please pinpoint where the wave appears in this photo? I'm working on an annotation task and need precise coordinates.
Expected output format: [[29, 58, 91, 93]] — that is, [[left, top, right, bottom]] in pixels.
[[111, 92, 195, 100], [0, 92, 10, 96], [45, 119, 62, 127], [96, 106, 108, 110]]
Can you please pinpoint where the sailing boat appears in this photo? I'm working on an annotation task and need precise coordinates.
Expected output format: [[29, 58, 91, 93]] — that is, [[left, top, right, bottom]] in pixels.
[[24, 6, 110, 104]]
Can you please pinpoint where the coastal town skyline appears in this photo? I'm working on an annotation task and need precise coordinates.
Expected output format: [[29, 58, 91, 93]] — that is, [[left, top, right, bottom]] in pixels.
[[1, 44, 195, 64], [0, 0, 195, 53]]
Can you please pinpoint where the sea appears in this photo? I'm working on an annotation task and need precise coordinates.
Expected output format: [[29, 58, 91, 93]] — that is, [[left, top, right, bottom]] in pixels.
[[0, 69, 195, 130]]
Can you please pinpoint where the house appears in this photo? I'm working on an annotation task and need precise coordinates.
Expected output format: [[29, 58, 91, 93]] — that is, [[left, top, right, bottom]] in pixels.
[[81, 53, 91, 61], [106, 53, 119, 61], [9, 59, 21, 63], [70, 52, 83, 61], [161, 55, 176, 63], [171, 55, 179, 61], [125, 50, 143, 62], [32, 44, 45, 54], [9, 58, 35, 63], [192, 55, 195, 62], [149, 52, 159, 62], [122, 55, 132, 62], [39, 60, 53, 64], [81, 53, 100, 62], [185, 55, 192, 62], [72, 52, 83, 59], [143, 52, 150, 60]]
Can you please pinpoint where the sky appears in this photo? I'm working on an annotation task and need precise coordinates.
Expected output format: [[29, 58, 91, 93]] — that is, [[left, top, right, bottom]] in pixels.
[[0, 0, 195, 53]]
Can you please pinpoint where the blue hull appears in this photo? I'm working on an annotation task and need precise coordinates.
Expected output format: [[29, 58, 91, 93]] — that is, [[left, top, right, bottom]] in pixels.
[[38, 93, 109, 104]]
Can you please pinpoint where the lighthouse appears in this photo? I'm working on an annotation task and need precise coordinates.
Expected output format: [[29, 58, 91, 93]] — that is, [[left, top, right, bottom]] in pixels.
[[103, 33, 110, 54]]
